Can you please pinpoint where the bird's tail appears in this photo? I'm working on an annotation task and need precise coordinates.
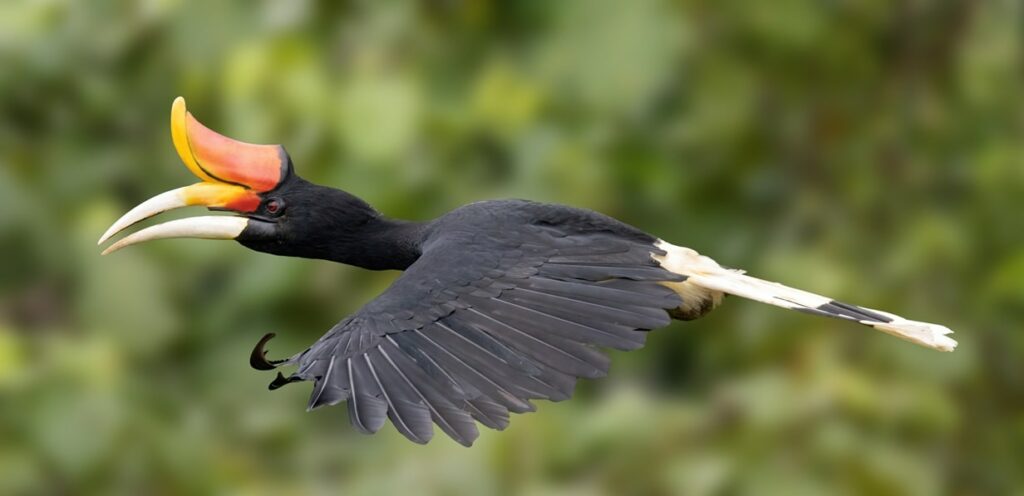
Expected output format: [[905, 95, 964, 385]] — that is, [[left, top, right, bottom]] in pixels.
[[654, 241, 957, 352]]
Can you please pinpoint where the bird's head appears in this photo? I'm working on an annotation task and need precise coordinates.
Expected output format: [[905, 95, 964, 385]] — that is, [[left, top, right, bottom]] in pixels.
[[99, 97, 379, 260]]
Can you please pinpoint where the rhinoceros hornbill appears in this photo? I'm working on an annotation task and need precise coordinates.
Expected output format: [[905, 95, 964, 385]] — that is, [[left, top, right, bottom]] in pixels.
[[99, 97, 957, 446]]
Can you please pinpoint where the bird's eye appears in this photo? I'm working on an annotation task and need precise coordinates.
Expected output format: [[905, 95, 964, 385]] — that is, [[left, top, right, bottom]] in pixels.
[[264, 198, 285, 216]]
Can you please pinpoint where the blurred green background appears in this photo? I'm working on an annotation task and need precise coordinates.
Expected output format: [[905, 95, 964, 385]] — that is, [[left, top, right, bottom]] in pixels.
[[1, 0, 1022, 494]]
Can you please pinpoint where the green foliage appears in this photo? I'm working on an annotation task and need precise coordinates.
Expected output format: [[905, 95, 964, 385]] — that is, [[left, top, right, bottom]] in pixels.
[[1, 0, 1021, 494]]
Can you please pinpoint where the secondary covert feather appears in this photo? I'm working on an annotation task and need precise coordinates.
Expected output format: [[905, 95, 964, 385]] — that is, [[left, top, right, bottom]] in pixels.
[[100, 98, 956, 446]]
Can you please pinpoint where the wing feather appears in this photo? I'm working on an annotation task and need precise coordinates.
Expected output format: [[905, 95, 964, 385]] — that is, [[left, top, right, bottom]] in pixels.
[[265, 204, 685, 445], [431, 321, 559, 400], [347, 356, 388, 434], [386, 334, 511, 430], [377, 341, 479, 446], [521, 276, 680, 309], [461, 307, 609, 378], [536, 263, 674, 281], [473, 296, 647, 350], [407, 328, 536, 413], [364, 351, 433, 444], [306, 356, 349, 409]]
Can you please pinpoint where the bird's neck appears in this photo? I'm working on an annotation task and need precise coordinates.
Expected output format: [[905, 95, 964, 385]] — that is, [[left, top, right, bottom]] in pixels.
[[336, 215, 426, 270]]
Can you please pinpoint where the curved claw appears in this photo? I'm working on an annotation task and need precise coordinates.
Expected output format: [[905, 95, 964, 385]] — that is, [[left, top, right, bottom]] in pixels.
[[250, 333, 287, 370], [269, 372, 303, 390]]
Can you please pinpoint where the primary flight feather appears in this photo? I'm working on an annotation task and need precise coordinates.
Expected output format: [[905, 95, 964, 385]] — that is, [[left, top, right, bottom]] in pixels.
[[99, 98, 956, 446]]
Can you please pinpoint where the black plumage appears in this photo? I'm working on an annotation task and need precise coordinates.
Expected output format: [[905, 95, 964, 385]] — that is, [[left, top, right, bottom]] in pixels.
[[102, 99, 957, 448], [242, 183, 685, 446]]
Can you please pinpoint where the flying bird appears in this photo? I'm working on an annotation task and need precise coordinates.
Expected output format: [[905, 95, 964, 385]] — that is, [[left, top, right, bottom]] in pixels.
[[99, 98, 957, 446]]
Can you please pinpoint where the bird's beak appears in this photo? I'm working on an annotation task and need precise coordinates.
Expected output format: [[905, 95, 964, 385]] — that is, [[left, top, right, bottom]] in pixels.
[[99, 97, 289, 254]]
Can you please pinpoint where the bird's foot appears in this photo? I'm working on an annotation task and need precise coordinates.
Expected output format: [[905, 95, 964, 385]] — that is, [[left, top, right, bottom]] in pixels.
[[249, 332, 289, 370], [268, 372, 303, 390], [249, 333, 305, 390]]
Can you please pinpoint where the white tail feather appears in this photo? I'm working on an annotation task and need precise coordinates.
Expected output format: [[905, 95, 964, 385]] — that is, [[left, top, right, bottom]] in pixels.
[[654, 241, 957, 352]]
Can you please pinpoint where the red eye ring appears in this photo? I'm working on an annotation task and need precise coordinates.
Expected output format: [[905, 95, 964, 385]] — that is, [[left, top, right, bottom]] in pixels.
[[265, 198, 284, 215]]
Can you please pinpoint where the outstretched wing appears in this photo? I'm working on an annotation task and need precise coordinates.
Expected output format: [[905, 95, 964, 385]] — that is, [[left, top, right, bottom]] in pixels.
[[267, 219, 683, 446]]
